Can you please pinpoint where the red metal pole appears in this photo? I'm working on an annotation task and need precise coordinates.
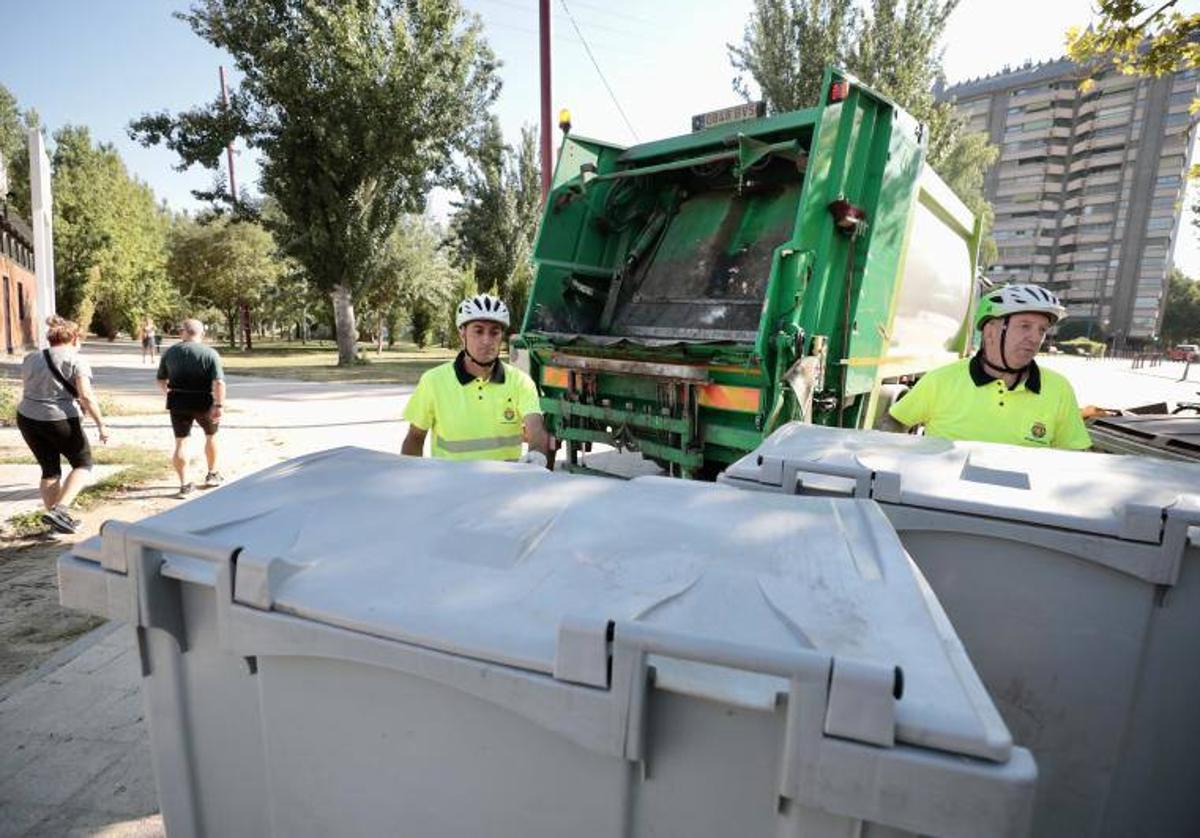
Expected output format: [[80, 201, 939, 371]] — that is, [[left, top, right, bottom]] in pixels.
[[539, 0, 552, 202], [220, 66, 251, 349], [219, 66, 238, 203]]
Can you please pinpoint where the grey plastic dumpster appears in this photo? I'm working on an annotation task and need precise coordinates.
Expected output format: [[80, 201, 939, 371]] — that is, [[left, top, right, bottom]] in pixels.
[[58, 446, 1035, 838], [719, 423, 1200, 838]]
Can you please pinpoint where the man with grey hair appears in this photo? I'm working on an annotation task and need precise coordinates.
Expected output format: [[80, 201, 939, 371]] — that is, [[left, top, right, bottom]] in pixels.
[[156, 319, 227, 496]]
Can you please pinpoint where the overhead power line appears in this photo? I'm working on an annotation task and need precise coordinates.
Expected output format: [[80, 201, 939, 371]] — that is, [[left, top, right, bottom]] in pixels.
[[557, 0, 640, 141], [470, 0, 653, 33], [568, 0, 653, 26], [479, 17, 653, 62], [469, 0, 650, 47]]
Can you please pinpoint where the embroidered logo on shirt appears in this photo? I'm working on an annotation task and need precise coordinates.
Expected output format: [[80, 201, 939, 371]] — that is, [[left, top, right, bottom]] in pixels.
[[503, 407, 516, 422], [1030, 421, 1047, 439]]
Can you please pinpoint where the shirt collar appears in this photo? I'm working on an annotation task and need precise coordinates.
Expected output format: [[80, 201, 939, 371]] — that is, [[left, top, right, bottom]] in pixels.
[[968, 351, 1041, 393], [453, 351, 506, 386]]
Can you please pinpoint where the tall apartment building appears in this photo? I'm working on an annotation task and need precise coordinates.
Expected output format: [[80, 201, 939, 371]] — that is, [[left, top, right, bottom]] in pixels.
[[943, 59, 1200, 344]]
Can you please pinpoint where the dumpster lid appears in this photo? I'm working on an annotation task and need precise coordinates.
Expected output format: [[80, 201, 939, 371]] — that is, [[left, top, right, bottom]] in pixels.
[[722, 423, 1200, 545], [96, 446, 1013, 762]]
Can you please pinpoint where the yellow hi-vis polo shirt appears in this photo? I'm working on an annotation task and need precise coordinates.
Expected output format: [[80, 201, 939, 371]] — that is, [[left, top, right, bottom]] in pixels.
[[889, 354, 1092, 450], [403, 352, 542, 461]]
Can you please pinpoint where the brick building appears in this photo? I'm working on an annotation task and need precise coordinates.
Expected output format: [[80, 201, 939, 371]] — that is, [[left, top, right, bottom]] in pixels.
[[1, 210, 38, 354]]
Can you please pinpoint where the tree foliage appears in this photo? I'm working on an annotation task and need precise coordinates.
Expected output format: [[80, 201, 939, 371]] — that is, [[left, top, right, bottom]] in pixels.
[[363, 214, 459, 348], [167, 214, 283, 346], [1067, 1, 1200, 182], [129, 0, 501, 364], [729, 0, 856, 116], [0, 83, 39, 221], [1067, 1, 1200, 88], [1162, 268, 1200, 344], [51, 126, 174, 337], [448, 120, 541, 328], [728, 0, 998, 260]]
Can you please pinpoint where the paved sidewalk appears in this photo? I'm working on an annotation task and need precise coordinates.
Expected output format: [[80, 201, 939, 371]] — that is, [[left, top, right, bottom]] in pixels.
[[1, 339, 412, 526], [0, 624, 160, 837], [1040, 354, 1199, 411]]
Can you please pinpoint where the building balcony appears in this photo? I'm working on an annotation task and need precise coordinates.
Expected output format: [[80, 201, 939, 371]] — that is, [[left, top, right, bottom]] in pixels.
[[1010, 89, 1057, 106]]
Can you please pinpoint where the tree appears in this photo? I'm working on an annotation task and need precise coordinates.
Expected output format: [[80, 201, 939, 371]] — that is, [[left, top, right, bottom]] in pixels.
[[1162, 268, 1200, 344], [444, 261, 479, 347], [1066, 1, 1200, 89], [729, 0, 857, 111], [130, 0, 501, 365], [50, 126, 174, 336], [260, 266, 321, 342], [0, 83, 40, 221], [448, 120, 541, 328], [167, 214, 283, 347], [364, 214, 458, 348], [727, 0, 998, 258], [1067, 1, 1200, 184]]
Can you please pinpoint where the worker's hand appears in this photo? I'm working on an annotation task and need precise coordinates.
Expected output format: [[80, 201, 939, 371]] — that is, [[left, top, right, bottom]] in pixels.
[[210, 405, 224, 421], [97, 424, 109, 444]]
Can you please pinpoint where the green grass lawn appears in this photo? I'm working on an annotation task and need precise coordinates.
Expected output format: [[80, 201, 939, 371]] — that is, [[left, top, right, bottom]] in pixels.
[[219, 340, 457, 384]]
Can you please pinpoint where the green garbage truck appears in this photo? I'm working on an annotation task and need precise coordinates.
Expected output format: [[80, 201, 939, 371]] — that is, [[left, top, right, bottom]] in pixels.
[[516, 68, 982, 478]]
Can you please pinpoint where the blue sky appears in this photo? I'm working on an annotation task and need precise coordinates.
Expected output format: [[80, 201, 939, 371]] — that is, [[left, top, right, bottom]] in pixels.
[[4, 0, 1199, 270]]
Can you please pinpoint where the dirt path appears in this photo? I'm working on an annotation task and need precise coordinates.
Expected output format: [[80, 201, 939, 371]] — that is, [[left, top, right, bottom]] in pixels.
[[0, 489, 178, 682], [1, 339, 412, 687]]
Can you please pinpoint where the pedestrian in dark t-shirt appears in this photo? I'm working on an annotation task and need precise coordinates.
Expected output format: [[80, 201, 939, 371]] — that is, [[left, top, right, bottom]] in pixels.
[[156, 319, 226, 497]]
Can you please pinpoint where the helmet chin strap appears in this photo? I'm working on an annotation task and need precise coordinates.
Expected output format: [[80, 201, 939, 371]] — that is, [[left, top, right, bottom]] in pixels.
[[464, 347, 497, 369], [988, 315, 1030, 375]]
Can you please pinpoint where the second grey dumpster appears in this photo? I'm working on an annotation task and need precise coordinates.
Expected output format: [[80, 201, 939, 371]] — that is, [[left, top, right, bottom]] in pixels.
[[58, 446, 1034, 837], [720, 423, 1200, 838]]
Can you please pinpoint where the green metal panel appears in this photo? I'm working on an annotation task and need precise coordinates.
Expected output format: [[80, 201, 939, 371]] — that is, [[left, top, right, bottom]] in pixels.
[[841, 99, 924, 397], [522, 66, 976, 478]]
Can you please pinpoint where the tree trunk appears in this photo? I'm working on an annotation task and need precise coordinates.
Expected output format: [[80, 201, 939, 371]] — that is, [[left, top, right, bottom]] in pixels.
[[331, 283, 358, 365], [240, 300, 253, 350]]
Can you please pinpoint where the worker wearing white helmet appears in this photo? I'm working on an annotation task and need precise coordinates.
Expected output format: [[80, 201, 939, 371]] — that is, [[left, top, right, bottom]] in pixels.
[[889, 284, 1091, 449], [402, 294, 551, 465]]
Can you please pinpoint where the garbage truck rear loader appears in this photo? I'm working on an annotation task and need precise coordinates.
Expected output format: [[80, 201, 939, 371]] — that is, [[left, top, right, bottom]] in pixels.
[[518, 68, 981, 477]]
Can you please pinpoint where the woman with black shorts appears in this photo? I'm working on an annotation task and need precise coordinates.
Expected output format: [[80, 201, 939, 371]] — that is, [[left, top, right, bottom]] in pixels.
[[16, 316, 109, 534]]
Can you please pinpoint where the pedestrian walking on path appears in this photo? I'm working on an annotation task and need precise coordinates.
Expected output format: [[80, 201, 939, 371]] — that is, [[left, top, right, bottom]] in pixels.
[[157, 318, 226, 497], [14, 315, 109, 533], [140, 318, 158, 363]]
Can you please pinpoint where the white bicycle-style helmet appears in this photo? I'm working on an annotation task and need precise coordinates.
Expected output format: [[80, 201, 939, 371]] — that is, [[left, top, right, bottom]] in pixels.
[[975, 283, 1066, 373], [975, 283, 1067, 329], [456, 293, 511, 328]]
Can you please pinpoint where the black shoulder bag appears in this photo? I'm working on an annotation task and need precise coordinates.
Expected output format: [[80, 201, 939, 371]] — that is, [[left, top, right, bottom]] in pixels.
[[42, 349, 80, 399]]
